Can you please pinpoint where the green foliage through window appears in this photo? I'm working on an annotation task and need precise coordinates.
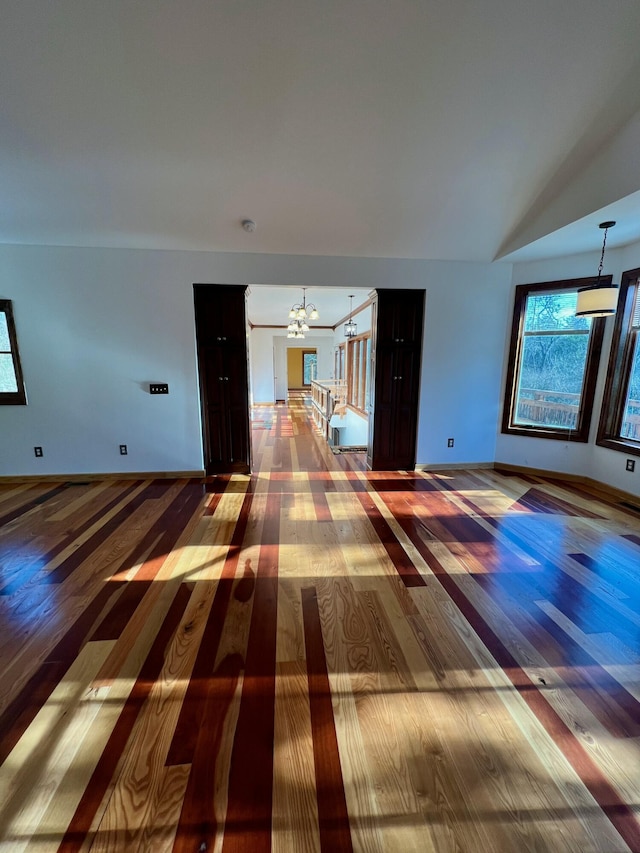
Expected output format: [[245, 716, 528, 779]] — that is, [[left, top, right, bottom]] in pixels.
[[303, 352, 317, 385], [0, 300, 26, 404], [502, 280, 605, 442], [515, 292, 590, 430], [597, 270, 640, 453]]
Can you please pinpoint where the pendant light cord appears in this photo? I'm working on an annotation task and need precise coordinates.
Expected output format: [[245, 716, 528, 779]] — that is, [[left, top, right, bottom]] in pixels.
[[596, 227, 608, 285]]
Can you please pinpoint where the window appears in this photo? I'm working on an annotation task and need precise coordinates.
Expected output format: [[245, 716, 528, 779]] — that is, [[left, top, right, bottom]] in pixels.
[[347, 333, 371, 413], [0, 300, 26, 405], [335, 344, 345, 381], [597, 267, 640, 456], [502, 279, 605, 442], [302, 350, 317, 386]]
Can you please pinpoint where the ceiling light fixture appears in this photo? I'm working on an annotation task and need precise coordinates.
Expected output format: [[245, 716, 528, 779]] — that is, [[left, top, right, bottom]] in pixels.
[[344, 295, 357, 338], [575, 221, 619, 318], [286, 288, 319, 339], [287, 319, 307, 339]]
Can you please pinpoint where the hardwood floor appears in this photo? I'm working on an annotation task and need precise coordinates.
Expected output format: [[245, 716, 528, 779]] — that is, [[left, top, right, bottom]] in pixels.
[[1, 396, 639, 851]]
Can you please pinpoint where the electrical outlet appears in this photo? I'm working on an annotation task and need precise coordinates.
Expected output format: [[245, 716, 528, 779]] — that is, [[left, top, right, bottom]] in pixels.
[[119, 444, 128, 455], [626, 458, 635, 472], [447, 438, 454, 448], [34, 446, 43, 458]]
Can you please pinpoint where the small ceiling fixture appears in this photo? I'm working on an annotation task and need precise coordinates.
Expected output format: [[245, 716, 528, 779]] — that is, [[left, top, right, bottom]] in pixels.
[[344, 295, 357, 338], [575, 221, 619, 318], [242, 219, 256, 233], [287, 288, 319, 338]]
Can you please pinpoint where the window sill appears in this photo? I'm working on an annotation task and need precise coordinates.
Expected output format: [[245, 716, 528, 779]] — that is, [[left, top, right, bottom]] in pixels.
[[501, 424, 588, 442], [596, 436, 640, 458], [0, 392, 27, 405]]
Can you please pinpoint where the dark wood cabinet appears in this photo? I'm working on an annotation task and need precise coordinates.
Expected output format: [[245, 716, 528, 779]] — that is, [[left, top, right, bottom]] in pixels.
[[374, 293, 424, 346], [367, 289, 425, 471], [194, 284, 251, 474]]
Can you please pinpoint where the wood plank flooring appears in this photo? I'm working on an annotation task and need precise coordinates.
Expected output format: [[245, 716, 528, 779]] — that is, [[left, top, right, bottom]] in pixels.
[[1, 396, 639, 851]]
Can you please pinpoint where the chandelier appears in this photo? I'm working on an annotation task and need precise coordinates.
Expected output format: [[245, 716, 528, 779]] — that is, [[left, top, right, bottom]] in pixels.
[[287, 288, 319, 338], [344, 295, 357, 337], [575, 221, 619, 318]]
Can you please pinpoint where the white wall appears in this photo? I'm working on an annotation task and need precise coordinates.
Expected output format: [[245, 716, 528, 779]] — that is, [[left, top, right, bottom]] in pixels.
[[0, 246, 204, 475], [496, 240, 640, 496], [331, 408, 369, 447], [418, 274, 512, 466], [0, 243, 512, 476], [249, 328, 276, 404], [251, 328, 335, 404], [332, 303, 373, 352]]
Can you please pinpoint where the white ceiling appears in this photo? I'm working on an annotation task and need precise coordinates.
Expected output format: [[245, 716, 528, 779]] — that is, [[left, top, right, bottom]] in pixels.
[[3, 1, 640, 262], [247, 285, 367, 327]]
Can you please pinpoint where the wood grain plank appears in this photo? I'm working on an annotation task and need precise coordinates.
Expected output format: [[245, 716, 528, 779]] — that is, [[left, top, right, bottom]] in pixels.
[[272, 660, 320, 853], [166, 488, 254, 768], [0, 639, 115, 852], [0, 400, 638, 851], [220, 489, 281, 853], [57, 582, 193, 852], [172, 654, 244, 853], [302, 586, 353, 852], [0, 483, 68, 530]]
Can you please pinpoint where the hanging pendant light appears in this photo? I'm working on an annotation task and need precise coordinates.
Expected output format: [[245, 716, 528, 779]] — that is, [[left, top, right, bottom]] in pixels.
[[286, 288, 319, 338], [575, 221, 619, 318], [344, 295, 357, 338]]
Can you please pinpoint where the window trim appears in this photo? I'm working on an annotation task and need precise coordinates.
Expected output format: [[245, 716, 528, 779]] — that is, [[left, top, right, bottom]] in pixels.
[[347, 331, 371, 414], [301, 349, 317, 387], [596, 266, 640, 457], [501, 278, 607, 442], [0, 299, 27, 405], [335, 343, 345, 381]]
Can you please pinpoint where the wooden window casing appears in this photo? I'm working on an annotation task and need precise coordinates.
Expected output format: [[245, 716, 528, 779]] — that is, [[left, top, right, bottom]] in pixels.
[[501, 279, 606, 442], [597, 267, 640, 457], [347, 332, 371, 414], [0, 300, 27, 405], [302, 350, 317, 387], [335, 344, 345, 381]]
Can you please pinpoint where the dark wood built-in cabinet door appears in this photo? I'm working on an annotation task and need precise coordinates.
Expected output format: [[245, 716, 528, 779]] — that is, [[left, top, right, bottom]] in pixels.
[[367, 289, 424, 471], [375, 294, 424, 346], [194, 284, 251, 474]]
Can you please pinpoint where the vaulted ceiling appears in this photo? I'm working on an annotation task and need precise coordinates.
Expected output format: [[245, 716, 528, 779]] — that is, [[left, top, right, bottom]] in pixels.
[[2, 0, 640, 262]]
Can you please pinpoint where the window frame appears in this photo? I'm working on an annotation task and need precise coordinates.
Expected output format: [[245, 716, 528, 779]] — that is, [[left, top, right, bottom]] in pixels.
[[597, 267, 640, 457], [347, 331, 371, 414], [301, 349, 317, 387], [501, 278, 606, 442], [0, 299, 27, 405], [335, 343, 345, 381]]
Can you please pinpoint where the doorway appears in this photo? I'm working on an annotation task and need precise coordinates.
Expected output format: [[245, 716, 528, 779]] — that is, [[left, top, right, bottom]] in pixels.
[[286, 348, 317, 394], [194, 284, 424, 473]]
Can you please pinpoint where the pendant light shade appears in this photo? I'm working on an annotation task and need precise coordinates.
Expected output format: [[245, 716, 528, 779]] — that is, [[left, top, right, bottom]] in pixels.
[[344, 295, 357, 338], [575, 221, 619, 318], [575, 284, 618, 317]]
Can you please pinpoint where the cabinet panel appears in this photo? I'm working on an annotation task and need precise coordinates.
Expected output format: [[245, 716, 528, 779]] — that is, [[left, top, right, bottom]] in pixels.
[[368, 289, 424, 471], [194, 285, 250, 474], [222, 345, 250, 466], [375, 289, 425, 346], [194, 284, 247, 345], [391, 347, 420, 467]]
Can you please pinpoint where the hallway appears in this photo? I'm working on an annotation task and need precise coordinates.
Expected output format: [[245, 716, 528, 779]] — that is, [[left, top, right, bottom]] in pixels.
[[0, 398, 639, 851]]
